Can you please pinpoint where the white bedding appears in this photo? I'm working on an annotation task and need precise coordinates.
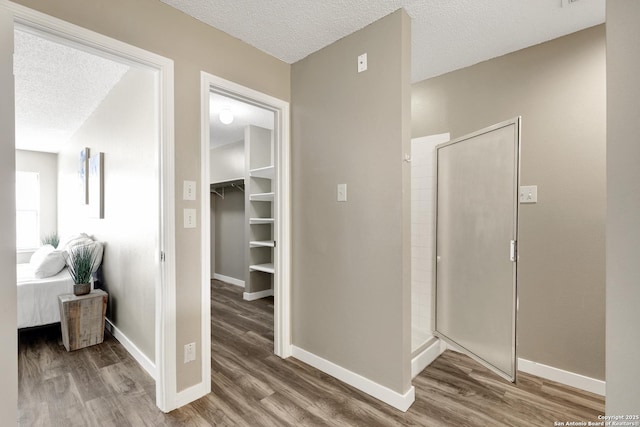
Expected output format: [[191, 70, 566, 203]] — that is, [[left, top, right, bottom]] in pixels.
[[17, 263, 76, 328]]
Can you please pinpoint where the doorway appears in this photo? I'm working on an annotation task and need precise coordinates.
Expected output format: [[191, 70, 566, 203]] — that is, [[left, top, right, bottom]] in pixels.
[[200, 73, 292, 377], [1, 2, 177, 414]]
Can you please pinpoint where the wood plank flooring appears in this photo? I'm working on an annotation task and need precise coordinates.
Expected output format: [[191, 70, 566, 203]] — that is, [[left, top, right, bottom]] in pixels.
[[18, 279, 604, 426]]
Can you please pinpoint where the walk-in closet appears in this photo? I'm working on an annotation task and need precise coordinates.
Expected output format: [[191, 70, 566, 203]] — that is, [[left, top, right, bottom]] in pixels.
[[209, 93, 276, 301]]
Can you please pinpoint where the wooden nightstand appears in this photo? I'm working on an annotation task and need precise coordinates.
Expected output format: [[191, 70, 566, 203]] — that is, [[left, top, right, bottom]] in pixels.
[[58, 289, 108, 351]]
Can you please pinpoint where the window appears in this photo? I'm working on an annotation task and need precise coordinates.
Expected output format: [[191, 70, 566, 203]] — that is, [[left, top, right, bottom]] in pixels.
[[16, 171, 40, 250]]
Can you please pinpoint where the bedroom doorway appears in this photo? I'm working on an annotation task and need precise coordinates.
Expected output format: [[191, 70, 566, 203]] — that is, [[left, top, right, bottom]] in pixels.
[[2, 2, 177, 414], [200, 72, 292, 380]]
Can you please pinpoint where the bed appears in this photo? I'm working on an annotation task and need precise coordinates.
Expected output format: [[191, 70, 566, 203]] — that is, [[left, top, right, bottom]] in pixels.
[[17, 263, 76, 328], [17, 233, 103, 329]]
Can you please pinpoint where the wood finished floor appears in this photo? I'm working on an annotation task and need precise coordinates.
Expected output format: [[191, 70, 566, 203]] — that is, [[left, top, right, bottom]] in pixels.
[[18, 279, 604, 426]]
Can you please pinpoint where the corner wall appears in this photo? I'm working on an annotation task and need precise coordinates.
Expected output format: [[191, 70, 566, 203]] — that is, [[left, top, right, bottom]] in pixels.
[[291, 9, 412, 400], [606, 0, 640, 414], [412, 26, 606, 380], [57, 67, 157, 361]]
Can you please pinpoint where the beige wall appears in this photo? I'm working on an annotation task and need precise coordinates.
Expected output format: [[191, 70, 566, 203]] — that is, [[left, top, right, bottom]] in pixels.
[[58, 67, 157, 361], [213, 188, 245, 281], [0, 7, 17, 419], [412, 26, 606, 380], [16, 149, 58, 246], [606, 0, 640, 414], [10, 0, 290, 391], [291, 9, 412, 393]]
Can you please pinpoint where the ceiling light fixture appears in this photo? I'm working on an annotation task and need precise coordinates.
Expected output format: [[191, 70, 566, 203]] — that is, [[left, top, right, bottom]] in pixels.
[[219, 109, 234, 125]]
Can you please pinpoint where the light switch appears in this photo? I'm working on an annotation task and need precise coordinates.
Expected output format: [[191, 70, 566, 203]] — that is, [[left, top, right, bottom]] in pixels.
[[519, 185, 538, 204], [337, 184, 347, 202], [184, 208, 197, 228], [183, 180, 196, 201]]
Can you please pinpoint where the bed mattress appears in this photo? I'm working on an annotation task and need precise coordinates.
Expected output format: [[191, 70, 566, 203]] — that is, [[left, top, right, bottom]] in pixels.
[[17, 263, 75, 328]]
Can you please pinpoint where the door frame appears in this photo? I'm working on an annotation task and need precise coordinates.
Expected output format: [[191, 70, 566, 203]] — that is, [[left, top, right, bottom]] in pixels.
[[433, 117, 521, 382], [200, 72, 292, 364], [2, 0, 178, 412]]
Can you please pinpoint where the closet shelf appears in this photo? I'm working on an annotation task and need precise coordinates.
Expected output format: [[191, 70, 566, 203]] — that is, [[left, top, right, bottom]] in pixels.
[[249, 263, 275, 274], [249, 217, 274, 225], [250, 192, 274, 201], [250, 240, 275, 248], [249, 165, 274, 179]]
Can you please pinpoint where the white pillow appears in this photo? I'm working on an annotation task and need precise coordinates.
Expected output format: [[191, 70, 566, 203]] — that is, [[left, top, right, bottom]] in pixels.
[[59, 233, 93, 251], [30, 245, 66, 279], [30, 244, 54, 266]]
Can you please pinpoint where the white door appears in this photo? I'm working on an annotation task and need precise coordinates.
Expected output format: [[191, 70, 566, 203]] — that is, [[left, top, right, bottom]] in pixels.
[[434, 118, 520, 381]]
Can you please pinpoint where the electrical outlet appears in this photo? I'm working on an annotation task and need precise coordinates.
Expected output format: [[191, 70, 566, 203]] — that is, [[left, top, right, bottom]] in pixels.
[[184, 208, 196, 228], [184, 342, 196, 363], [519, 185, 538, 204]]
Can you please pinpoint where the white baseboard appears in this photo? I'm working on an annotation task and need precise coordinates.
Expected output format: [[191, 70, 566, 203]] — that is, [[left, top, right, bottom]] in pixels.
[[291, 346, 415, 412], [411, 337, 444, 378], [173, 380, 210, 409], [518, 358, 605, 396], [213, 273, 245, 288], [243, 288, 273, 301], [105, 318, 157, 380]]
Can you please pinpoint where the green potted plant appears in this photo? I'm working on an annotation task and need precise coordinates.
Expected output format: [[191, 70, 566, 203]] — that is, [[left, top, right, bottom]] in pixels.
[[66, 245, 97, 296], [41, 232, 60, 248]]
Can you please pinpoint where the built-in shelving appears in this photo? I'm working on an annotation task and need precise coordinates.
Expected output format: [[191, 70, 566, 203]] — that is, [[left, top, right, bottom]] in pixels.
[[250, 240, 275, 248], [249, 192, 275, 201], [245, 125, 275, 300], [249, 217, 274, 225], [249, 263, 275, 274], [249, 165, 275, 179]]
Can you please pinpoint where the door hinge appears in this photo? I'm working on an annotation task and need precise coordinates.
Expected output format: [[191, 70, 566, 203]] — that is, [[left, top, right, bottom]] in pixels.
[[510, 240, 517, 262], [160, 251, 165, 262]]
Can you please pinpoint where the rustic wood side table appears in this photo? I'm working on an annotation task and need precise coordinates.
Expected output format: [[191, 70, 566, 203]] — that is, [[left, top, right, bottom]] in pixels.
[[58, 289, 108, 351]]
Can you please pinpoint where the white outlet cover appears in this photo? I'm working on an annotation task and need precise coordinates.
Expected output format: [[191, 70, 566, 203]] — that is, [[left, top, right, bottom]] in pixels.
[[519, 185, 538, 204], [184, 342, 196, 363], [337, 183, 347, 202], [184, 208, 197, 228]]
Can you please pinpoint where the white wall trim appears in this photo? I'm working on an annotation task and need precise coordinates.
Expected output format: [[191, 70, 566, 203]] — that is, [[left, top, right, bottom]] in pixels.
[[198, 73, 213, 407], [411, 337, 443, 378], [243, 288, 273, 301], [213, 273, 244, 288], [518, 358, 606, 396], [173, 381, 211, 409], [201, 72, 292, 362], [105, 318, 157, 380], [292, 346, 415, 412], [2, 1, 178, 413]]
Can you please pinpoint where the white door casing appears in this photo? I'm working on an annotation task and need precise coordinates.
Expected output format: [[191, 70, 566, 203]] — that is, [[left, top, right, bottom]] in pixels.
[[2, 0, 178, 412]]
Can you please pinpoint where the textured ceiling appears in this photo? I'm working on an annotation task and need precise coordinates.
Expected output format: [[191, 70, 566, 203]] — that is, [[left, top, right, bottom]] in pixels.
[[160, 0, 605, 82], [210, 93, 274, 148], [14, 29, 129, 153]]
